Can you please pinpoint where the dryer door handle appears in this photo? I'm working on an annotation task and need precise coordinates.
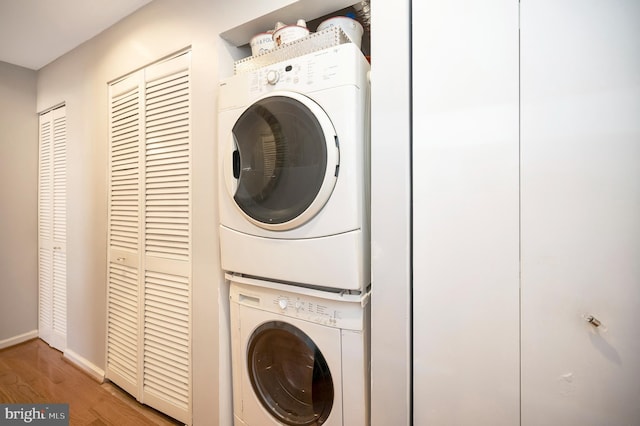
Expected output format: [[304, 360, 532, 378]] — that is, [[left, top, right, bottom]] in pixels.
[[223, 136, 240, 197], [232, 149, 241, 179]]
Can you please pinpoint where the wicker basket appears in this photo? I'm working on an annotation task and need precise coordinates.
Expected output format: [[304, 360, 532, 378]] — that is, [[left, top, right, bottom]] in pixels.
[[234, 27, 352, 74]]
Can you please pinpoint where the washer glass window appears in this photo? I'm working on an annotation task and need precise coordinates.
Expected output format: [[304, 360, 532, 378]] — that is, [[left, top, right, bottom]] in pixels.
[[232, 95, 332, 226], [247, 321, 333, 425]]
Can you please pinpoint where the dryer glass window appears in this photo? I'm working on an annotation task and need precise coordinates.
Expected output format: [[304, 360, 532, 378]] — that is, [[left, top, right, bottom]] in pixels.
[[232, 96, 331, 225], [247, 321, 333, 425]]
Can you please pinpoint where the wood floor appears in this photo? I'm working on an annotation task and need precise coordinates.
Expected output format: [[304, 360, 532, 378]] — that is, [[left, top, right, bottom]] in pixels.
[[0, 339, 182, 425]]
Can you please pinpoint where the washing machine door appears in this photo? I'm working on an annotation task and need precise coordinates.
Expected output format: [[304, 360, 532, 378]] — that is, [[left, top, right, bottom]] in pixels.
[[247, 321, 334, 426], [224, 92, 339, 231]]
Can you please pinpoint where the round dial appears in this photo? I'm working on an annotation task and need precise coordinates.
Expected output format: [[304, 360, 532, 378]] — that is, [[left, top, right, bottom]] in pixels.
[[266, 69, 279, 85]]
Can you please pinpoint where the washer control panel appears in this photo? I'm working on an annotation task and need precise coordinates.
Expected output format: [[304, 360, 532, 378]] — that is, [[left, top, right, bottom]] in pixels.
[[229, 276, 369, 331], [273, 292, 342, 326]]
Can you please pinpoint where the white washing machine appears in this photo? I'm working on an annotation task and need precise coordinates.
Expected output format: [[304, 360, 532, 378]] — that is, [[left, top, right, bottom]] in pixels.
[[218, 43, 370, 292], [228, 274, 370, 426]]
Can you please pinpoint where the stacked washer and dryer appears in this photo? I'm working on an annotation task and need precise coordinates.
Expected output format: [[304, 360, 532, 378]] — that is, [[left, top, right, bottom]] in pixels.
[[218, 35, 371, 426]]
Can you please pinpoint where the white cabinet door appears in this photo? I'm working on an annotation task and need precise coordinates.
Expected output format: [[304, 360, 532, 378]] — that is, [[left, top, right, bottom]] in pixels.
[[38, 106, 67, 352], [521, 1, 640, 424], [412, 1, 520, 424]]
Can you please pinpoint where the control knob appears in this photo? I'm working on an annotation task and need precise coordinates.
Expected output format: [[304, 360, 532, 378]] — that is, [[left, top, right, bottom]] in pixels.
[[278, 299, 288, 310], [266, 69, 279, 85]]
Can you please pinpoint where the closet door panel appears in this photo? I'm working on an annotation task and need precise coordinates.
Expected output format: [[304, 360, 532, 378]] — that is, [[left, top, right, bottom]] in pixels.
[[50, 108, 67, 350], [142, 271, 190, 422], [412, 1, 520, 424], [109, 76, 143, 254], [141, 52, 192, 425], [106, 261, 140, 397], [144, 58, 191, 263], [520, 1, 640, 423], [106, 53, 191, 424], [107, 73, 144, 395], [38, 113, 54, 343], [38, 106, 67, 352]]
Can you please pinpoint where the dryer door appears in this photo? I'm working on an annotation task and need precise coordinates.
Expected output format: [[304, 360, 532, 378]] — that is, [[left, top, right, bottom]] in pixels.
[[225, 92, 339, 231], [247, 321, 334, 426]]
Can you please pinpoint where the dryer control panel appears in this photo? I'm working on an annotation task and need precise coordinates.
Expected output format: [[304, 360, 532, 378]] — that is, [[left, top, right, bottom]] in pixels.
[[229, 275, 369, 331], [218, 43, 369, 112], [246, 44, 368, 96]]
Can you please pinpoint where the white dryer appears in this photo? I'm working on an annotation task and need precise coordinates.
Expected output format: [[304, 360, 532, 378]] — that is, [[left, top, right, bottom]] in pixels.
[[228, 274, 370, 426], [218, 43, 370, 292]]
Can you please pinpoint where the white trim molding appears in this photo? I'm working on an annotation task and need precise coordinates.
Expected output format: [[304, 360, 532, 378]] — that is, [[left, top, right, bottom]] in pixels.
[[0, 330, 39, 350], [63, 348, 106, 384]]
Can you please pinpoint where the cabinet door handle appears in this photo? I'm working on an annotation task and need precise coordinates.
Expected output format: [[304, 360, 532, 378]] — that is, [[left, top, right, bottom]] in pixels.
[[585, 314, 602, 328], [117, 257, 126, 262]]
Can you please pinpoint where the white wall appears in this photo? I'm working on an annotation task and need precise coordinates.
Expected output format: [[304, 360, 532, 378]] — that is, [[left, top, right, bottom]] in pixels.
[[0, 61, 38, 348]]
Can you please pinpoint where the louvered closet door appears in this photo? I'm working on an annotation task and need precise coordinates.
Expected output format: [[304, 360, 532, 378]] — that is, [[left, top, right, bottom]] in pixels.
[[106, 52, 191, 425], [141, 52, 192, 424], [38, 106, 67, 352], [107, 73, 143, 398]]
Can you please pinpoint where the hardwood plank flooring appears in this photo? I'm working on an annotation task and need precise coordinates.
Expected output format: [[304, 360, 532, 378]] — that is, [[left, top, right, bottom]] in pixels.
[[0, 339, 182, 425]]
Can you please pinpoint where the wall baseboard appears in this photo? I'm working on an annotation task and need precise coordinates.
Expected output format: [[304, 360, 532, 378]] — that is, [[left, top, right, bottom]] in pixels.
[[0, 330, 39, 350], [63, 349, 105, 384]]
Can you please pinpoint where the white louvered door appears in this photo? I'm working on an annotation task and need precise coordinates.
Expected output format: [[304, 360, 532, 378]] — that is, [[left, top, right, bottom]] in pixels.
[[107, 73, 143, 398], [141, 55, 191, 422], [38, 106, 67, 352], [106, 52, 191, 425]]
